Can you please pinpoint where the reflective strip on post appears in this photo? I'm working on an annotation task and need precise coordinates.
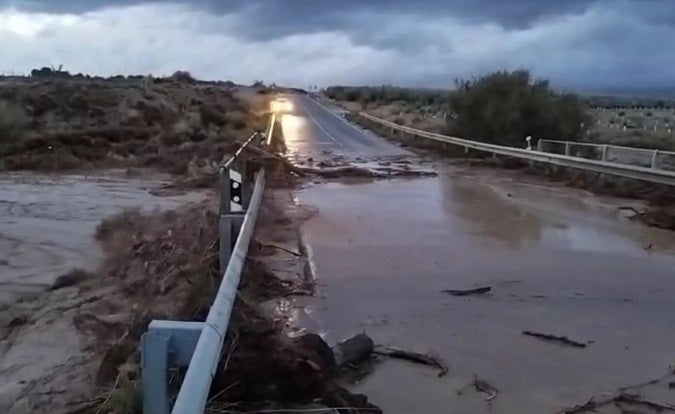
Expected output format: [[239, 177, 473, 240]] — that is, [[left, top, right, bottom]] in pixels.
[[229, 169, 243, 212]]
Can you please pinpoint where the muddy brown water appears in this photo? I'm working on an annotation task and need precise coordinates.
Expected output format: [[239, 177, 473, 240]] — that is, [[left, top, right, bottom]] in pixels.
[[291, 162, 675, 414], [0, 171, 206, 307]]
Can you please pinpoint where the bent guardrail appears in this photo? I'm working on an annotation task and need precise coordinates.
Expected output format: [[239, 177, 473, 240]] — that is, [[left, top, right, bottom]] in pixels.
[[141, 113, 275, 414], [358, 112, 675, 186]]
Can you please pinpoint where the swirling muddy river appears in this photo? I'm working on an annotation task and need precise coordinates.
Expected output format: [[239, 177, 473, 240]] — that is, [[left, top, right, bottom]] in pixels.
[[0, 171, 205, 307]]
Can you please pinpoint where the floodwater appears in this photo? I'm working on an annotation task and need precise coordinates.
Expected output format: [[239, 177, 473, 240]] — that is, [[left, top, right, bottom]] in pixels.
[[293, 162, 675, 413], [0, 171, 205, 307]]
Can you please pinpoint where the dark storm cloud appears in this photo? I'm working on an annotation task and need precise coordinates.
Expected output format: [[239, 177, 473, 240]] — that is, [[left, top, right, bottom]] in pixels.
[[1, 0, 674, 90], [2, 0, 599, 29]]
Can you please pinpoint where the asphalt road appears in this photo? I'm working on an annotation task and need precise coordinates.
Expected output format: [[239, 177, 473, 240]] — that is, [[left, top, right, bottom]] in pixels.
[[280, 94, 408, 158], [280, 94, 675, 413]]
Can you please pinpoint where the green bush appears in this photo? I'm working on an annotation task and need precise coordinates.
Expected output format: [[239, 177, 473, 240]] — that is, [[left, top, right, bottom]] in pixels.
[[448, 70, 589, 147], [0, 100, 30, 143]]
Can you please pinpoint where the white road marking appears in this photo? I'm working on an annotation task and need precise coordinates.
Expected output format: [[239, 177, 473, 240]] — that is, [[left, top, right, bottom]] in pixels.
[[308, 97, 377, 140], [299, 100, 345, 148]]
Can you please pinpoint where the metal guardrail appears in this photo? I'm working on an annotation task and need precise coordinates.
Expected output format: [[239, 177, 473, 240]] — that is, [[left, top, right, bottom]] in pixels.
[[140, 114, 276, 414], [537, 139, 675, 171], [359, 112, 675, 186]]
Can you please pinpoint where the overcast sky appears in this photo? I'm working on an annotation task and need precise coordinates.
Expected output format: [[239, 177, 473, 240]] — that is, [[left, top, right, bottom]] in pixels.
[[0, 0, 673, 91]]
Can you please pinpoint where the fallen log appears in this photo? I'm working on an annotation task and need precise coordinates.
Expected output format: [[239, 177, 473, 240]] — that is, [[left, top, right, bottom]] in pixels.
[[442, 286, 492, 296], [374, 346, 448, 377], [522, 331, 587, 348], [333, 333, 375, 367]]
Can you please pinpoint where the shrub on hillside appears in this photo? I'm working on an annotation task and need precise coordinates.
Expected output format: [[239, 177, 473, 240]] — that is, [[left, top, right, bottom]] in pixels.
[[170, 70, 196, 84], [448, 70, 589, 147], [0, 100, 30, 143]]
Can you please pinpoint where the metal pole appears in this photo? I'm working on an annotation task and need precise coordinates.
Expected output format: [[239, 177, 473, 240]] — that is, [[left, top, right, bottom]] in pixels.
[[565, 142, 570, 156], [141, 333, 170, 414], [602, 145, 608, 162]]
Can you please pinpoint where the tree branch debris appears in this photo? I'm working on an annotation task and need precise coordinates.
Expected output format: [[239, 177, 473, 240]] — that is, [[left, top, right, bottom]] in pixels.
[[522, 331, 588, 348], [441, 286, 492, 296], [373, 346, 448, 377]]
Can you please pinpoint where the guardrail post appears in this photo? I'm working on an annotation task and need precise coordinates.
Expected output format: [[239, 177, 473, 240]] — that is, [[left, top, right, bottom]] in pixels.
[[141, 321, 205, 414], [141, 332, 170, 414], [602, 145, 608, 161], [565, 142, 571, 156], [651, 150, 660, 169], [537, 140, 543, 152]]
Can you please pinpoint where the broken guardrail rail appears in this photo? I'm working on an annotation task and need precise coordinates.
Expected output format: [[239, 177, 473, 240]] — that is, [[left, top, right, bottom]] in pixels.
[[140, 113, 276, 414], [359, 112, 675, 186]]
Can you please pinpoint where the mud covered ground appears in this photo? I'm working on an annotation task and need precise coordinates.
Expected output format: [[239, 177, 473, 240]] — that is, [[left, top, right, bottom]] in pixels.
[[0, 75, 285, 413], [0, 195, 219, 413]]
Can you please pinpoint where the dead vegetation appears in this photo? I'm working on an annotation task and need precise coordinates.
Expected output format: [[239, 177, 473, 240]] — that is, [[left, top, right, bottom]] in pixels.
[[54, 164, 382, 414], [56, 200, 220, 414], [0, 78, 267, 181]]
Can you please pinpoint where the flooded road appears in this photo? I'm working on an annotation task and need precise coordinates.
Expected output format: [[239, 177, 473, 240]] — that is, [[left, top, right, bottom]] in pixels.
[[0, 171, 205, 307], [294, 162, 675, 413]]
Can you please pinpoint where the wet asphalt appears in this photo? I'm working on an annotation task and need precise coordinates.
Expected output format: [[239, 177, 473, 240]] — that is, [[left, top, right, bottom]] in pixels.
[[282, 94, 675, 413]]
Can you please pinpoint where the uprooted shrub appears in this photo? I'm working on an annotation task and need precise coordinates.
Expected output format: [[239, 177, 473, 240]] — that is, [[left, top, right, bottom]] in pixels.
[[448, 70, 590, 148]]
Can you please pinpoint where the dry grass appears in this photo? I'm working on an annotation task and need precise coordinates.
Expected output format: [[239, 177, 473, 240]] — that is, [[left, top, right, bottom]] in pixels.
[[0, 79, 269, 174], [330, 99, 446, 133]]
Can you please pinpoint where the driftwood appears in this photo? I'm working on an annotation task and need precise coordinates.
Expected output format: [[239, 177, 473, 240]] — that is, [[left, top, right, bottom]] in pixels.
[[442, 286, 492, 296], [522, 331, 587, 348], [560, 367, 675, 413], [255, 240, 302, 257], [244, 145, 309, 177], [458, 375, 498, 402], [618, 206, 646, 216], [560, 393, 675, 413], [616, 394, 675, 411], [559, 394, 617, 414], [374, 346, 448, 377]]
